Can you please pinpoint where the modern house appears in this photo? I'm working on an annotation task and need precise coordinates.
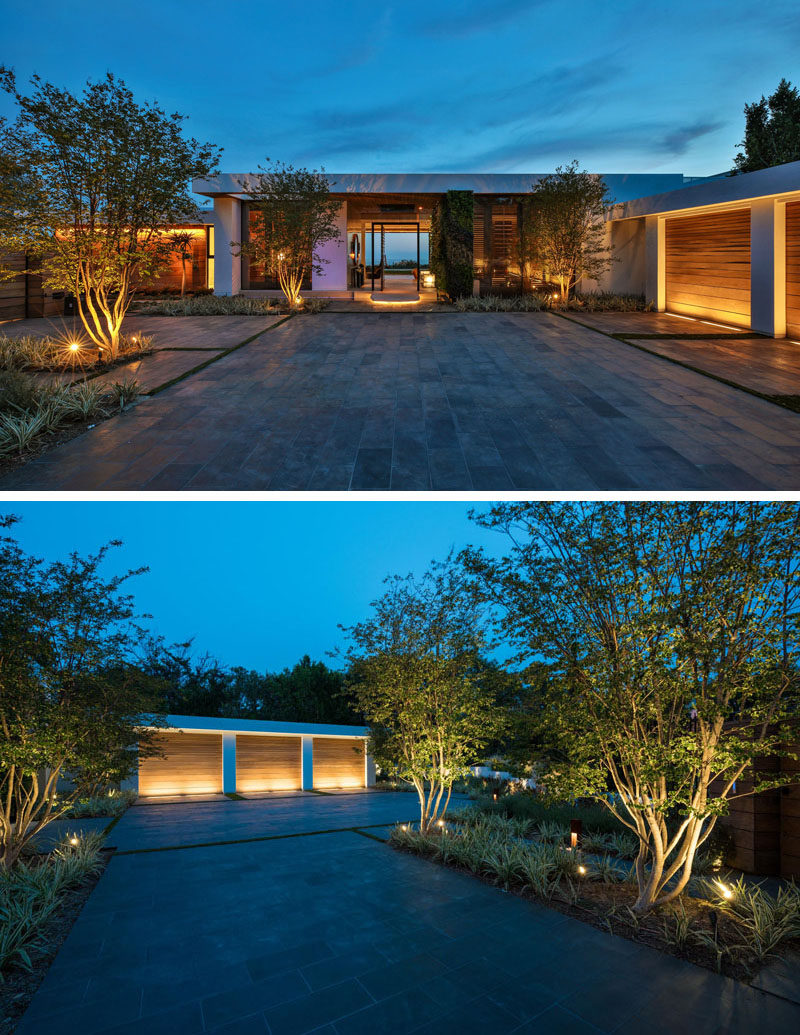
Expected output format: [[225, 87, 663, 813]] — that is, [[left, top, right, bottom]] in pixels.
[[193, 171, 688, 300], [193, 161, 800, 338], [126, 715, 375, 797]]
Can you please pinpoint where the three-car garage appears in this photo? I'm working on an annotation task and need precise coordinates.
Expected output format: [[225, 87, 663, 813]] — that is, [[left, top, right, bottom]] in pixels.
[[134, 716, 373, 797]]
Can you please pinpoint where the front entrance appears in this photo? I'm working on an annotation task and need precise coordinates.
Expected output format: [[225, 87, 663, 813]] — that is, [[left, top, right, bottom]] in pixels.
[[369, 221, 422, 301]]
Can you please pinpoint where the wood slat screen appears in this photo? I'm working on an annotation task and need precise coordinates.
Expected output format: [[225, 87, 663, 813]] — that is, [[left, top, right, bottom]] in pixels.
[[138, 732, 222, 796], [312, 737, 365, 789], [786, 200, 800, 340], [236, 735, 301, 792], [665, 209, 751, 328], [0, 252, 64, 319]]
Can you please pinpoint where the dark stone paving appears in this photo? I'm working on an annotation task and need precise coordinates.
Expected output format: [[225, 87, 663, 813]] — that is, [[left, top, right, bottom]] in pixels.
[[3, 312, 800, 490], [16, 794, 800, 1035], [108, 791, 433, 852]]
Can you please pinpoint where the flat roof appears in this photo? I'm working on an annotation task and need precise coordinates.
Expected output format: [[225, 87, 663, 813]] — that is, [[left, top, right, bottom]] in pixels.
[[609, 159, 800, 220], [194, 171, 688, 204], [147, 714, 369, 738]]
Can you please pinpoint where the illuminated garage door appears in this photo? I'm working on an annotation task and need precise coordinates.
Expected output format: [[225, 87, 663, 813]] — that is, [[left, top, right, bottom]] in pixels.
[[665, 209, 751, 328], [313, 737, 365, 789], [138, 732, 222, 796], [786, 201, 800, 340], [236, 735, 301, 792]]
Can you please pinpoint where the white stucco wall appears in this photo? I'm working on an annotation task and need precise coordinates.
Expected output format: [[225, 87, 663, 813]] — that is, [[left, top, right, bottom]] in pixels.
[[213, 196, 242, 296], [312, 202, 348, 292]]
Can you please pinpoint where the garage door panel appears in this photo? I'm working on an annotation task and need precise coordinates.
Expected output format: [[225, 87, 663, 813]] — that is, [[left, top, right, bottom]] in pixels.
[[313, 737, 365, 789], [236, 735, 301, 792], [666, 210, 751, 328], [786, 201, 800, 339], [139, 732, 222, 796]]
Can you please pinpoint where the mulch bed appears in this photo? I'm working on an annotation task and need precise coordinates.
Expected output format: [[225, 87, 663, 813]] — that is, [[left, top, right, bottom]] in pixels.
[[0, 849, 113, 1035]]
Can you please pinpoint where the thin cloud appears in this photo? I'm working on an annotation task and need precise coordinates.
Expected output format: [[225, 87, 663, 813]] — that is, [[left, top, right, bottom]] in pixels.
[[421, 0, 552, 39]]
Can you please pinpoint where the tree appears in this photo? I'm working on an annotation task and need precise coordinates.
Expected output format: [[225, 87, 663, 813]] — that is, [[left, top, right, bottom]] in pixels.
[[238, 162, 341, 308], [0, 70, 220, 360], [734, 78, 800, 174], [342, 560, 506, 831], [525, 162, 614, 300], [0, 518, 166, 869], [170, 230, 197, 296], [464, 502, 800, 912]]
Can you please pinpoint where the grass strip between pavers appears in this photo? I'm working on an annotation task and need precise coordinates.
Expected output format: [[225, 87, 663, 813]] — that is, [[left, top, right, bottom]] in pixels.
[[553, 311, 800, 419], [112, 820, 416, 856]]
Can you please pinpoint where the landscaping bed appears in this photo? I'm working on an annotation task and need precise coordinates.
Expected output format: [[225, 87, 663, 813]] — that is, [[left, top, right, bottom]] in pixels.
[[390, 813, 800, 984], [0, 834, 110, 1035], [133, 294, 327, 316]]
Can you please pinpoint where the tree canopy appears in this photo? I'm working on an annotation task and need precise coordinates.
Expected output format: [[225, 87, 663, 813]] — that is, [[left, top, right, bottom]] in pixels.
[[464, 501, 800, 912], [734, 78, 800, 174], [342, 560, 506, 831], [0, 517, 166, 868], [525, 161, 614, 299], [239, 162, 341, 307], [0, 70, 219, 358]]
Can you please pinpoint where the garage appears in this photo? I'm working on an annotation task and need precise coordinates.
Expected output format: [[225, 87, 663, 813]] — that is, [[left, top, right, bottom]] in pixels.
[[139, 731, 222, 796], [786, 200, 800, 340], [665, 209, 751, 328], [235, 735, 301, 792], [313, 737, 365, 789]]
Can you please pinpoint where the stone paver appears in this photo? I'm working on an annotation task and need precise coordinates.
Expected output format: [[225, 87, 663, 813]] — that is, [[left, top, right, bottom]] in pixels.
[[16, 793, 800, 1035], [3, 312, 800, 489], [107, 791, 431, 852]]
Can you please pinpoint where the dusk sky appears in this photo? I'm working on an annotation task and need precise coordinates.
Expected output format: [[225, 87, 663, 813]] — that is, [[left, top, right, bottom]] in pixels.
[[5, 502, 505, 673], [2, 0, 797, 178]]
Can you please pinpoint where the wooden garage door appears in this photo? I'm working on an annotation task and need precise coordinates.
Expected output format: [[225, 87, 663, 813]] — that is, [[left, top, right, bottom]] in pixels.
[[665, 209, 751, 328], [313, 738, 365, 789], [139, 732, 222, 796], [786, 201, 800, 340], [236, 735, 301, 792]]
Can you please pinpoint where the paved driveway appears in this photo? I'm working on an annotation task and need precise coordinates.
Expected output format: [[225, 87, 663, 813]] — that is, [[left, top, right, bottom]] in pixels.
[[16, 793, 800, 1035], [3, 312, 800, 490]]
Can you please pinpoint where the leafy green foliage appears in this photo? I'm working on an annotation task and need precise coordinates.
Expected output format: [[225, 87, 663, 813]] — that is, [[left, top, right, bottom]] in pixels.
[[0, 520, 166, 868], [453, 293, 547, 312], [138, 294, 280, 316], [237, 162, 341, 307], [61, 789, 137, 819], [0, 70, 219, 358], [734, 78, 800, 173], [344, 559, 506, 831], [0, 832, 104, 976], [429, 191, 474, 300], [465, 502, 800, 912], [524, 162, 614, 300]]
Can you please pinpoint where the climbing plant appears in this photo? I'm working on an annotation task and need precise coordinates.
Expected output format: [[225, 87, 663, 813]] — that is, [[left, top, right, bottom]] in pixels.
[[429, 190, 473, 300]]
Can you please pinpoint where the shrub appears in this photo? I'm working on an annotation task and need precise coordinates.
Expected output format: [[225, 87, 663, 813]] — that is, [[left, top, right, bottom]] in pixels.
[[138, 294, 280, 316], [699, 877, 800, 965], [468, 791, 627, 836], [558, 292, 654, 312], [62, 789, 136, 819], [453, 293, 548, 312]]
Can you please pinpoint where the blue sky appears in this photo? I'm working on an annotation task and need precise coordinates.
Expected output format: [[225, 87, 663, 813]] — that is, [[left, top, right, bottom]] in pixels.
[[5, 502, 504, 672], [1, 0, 797, 177]]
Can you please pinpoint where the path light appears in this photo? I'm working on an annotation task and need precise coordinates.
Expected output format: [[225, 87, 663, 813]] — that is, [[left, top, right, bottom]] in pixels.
[[68, 341, 80, 353], [715, 879, 733, 900], [69, 836, 79, 846], [578, 865, 586, 875]]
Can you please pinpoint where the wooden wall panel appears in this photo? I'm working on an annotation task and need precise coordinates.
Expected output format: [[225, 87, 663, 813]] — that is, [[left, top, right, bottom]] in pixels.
[[786, 200, 800, 340], [140, 228, 208, 294], [0, 252, 64, 320], [236, 735, 301, 792], [665, 209, 751, 328], [138, 732, 222, 796], [313, 737, 365, 789]]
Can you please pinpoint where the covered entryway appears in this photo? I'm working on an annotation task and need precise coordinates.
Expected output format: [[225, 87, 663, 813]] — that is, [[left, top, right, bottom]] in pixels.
[[665, 209, 751, 328], [312, 737, 365, 789], [786, 200, 800, 340], [138, 731, 222, 796], [235, 734, 302, 792]]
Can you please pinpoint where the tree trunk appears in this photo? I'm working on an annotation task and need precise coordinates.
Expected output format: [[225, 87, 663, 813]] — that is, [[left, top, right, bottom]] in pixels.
[[180, 259, 187, 297]]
